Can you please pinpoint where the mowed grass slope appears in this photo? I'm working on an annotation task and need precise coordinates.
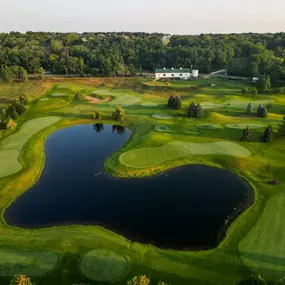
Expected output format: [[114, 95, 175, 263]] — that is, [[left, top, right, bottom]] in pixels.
[[0, 77, 285, 285]]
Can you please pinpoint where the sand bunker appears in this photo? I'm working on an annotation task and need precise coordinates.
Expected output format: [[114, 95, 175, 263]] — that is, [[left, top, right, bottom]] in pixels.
[[226, 123, 265, 129], [85, 95, 110, 104], [155, 125, 172, 133]]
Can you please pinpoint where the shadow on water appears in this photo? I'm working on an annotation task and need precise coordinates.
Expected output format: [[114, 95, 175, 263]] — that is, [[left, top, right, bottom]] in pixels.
[[4, 124, 254, 250]]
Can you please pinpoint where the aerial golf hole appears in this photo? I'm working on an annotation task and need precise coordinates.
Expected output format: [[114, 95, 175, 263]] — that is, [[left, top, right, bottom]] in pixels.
[[4, 124, 254, 250]]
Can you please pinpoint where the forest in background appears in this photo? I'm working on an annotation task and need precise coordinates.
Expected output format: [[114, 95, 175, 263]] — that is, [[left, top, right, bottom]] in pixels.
[[0, 32, 285, 85]]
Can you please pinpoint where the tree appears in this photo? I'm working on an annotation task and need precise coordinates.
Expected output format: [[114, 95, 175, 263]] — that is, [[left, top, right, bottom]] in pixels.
[[113, 105, 125, 121], [127, 275, 150, 285], [93, 109, 101, 120], [246, 102, 253, 115], [18, 67, 28, 82], [93, 123, 104, 133], [196, 103, 204, 118], [7, 104, 18, 120], [74, 92, 84, 100], [242, 87, 249, 96], [0, 108, 8, 122], [168, 96, 175, 108], [6, 118, 17, 129], [10, 274, 34, 285], [251, 88, 258, 95], [19, 93, 28, 105], [14, 102, 26, 115], [173, 96, 182, 109], [257, 75, 271, 93], [187, 102, 196, 118], [238, 274, 267, 285], [278, 116, 285, 135], [264, 126, 274, 142], [37, 67, 45, 80], [277, 277, 285, 285], [257, 104, 268, 117], [242, 127, 252, 141]]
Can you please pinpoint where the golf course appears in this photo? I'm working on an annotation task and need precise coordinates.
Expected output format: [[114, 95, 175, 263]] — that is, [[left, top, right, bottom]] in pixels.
[[0, 76, 285, 285]]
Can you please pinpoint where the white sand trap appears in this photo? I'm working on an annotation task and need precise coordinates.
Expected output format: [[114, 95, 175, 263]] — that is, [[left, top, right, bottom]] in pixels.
[[50, 94, 66, 97], [39, 98, 49, 102], [85, 95, 110, 104], [226, 123, 265, 129], [152, 114, 173, 120], [140, 102, 158, 107], [155, 125, 172, 132], [196, 123, 221, 130]]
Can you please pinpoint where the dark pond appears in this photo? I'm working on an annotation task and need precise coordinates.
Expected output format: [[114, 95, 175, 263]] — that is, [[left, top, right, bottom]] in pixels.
[[5, 124, 253, 250]]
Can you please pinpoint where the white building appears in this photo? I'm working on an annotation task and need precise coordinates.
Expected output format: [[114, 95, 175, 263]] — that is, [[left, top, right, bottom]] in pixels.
[[155, 68, 198, 80]]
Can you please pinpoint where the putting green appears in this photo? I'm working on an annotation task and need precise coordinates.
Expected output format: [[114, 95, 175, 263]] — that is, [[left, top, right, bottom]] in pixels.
[[140, 102, 158, 107], [239, 193, 285, 281], [196, 123, 221, 130], [155, 125, 172, 133], [120, 141, 251, 168], [0, 249, 58, 277], [152, 114, 173, 120], [80, 249, 129, 281], [0, 116, 61, 177], [93, 89, 141, 107], [226, 123, 265, 129]]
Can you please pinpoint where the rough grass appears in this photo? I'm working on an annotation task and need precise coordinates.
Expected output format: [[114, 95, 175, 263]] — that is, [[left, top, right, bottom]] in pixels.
[[80, 249, 129, 281], [119, 141, 251, 168], [0, 249, 58, 277], [196, 123, 222, 130], [0, 117, 61, 177], [155, 125, 172, 133], [239, 194, 285, 281], [151, 114, 173, 120], [226, 123, 265, 129]]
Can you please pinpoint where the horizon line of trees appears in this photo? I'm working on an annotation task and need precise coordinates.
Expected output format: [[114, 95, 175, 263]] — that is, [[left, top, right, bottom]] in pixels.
[[0, 32, 285, 84]]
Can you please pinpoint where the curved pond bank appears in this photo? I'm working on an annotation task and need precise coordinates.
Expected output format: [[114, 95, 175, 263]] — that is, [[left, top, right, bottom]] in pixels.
[[5, 124, 254, 250]]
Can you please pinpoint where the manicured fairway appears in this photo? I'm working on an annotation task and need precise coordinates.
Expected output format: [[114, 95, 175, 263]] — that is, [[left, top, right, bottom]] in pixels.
[[200, 102, 226, 109], [140, 102, 158, 107], [39, 98, 49, 101], [0, 249, 58, 277], [226, 100, 275, 110], [226, 123, 265, 129], [0, 116, 61, 177], [50, 94, 66, 97], [152, 114, 173, 120], [155, 125, 172, 132], [239, 193, 285, 281], [196, 123, 221, 130], [80, 249, 129, 281], [119, 141, 251, 168]]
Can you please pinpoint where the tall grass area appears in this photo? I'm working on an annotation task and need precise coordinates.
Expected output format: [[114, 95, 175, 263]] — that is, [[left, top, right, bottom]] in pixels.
[[0, 76, 285, 285]]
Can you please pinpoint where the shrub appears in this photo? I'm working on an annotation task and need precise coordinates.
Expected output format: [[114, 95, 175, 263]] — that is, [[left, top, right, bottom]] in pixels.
[[19, 93, 28, 105], [241, 87, 249, 95], [74, 92, 85, 100], [6, 118, 17, 129], [239, 274, 267, 285], [10, 274, 34, 285], [113, 105, 125, 121], [93, 109, 101, 120], [264, 125, 274, 142], [127, 275, 150, 285]]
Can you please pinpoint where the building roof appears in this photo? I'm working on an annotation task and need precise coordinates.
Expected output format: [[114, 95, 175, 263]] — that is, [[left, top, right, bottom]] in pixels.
[[155, 68, 191, 74]]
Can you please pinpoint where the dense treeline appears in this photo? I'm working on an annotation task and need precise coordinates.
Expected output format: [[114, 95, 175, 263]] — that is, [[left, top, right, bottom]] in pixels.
[[0, 32, 285, 83]]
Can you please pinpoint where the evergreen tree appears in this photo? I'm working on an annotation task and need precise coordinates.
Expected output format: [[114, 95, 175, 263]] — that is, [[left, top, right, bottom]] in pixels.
[[239, 274, 267, 285], [7, 104, 18, 120], [195, 103, 204, 118], [278, 116, 285, 136], [242, 127, 252, 141], [246, 102, 253, 115], [187, 102, 196, 118], [257, 104, 268, 117], [173, 95, 182, 109], [19, 93, 28, 105], [112, 105, 125, 121], [257, 75, 271, 93], [264, 126, 274, 142], [168, 96, 174, 108]]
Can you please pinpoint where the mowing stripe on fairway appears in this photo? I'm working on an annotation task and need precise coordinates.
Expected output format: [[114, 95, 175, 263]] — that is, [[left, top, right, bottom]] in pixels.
[[0, 249, 58, 277], [226, 123, 265, 129], [239, 193, 285, 281], [119, 141, 251, 168], [196, 123, 222, 130], [152, 114, 173, 120], [0, 116, 61, 177], [80, 249, 129, 281], [140, 102, 158, 107]]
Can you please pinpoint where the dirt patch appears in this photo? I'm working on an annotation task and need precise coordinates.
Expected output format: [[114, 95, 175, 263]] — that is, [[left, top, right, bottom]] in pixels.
[[85, 95, 110, 104]]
